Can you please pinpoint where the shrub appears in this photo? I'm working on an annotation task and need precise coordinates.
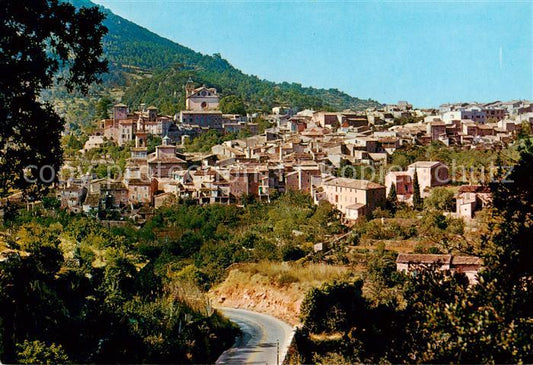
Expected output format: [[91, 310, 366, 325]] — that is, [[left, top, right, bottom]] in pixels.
[[281, 243, 307, 261], [17, 340, 69, 364]]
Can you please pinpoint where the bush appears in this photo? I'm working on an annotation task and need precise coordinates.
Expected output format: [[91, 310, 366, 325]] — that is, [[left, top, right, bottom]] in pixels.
[[300, 280, 366, 333], [424, 187, 455, 211], [281, 243, 307, 261], [17, 340, 69, 364]]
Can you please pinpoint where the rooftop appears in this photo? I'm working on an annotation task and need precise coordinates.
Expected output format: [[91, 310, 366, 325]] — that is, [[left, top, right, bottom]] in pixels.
[[323, 177, 384, 190], [408, 161, 443, 169]]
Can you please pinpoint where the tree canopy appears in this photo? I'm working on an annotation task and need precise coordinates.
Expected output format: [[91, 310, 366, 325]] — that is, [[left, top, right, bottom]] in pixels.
[[0, 0, 108, 198], [219, 95, 247, 115]]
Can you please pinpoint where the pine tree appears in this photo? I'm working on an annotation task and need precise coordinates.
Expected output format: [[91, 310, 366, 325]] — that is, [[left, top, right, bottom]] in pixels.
[[386, 183, 398, 213], [412, 169, 422, 210]]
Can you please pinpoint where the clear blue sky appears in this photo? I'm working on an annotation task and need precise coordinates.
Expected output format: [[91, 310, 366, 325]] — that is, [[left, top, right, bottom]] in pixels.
[[93, 0, 532, 107]]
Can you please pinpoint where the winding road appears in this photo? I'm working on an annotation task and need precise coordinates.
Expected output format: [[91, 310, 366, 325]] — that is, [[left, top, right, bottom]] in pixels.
[[216, 308, 294, 365]]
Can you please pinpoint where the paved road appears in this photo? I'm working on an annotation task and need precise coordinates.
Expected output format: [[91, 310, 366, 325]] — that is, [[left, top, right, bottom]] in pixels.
[[216, 308, 294, 365]]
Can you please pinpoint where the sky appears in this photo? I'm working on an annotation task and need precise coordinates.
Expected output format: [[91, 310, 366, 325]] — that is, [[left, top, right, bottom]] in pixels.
[[93, 0, 532, 107]]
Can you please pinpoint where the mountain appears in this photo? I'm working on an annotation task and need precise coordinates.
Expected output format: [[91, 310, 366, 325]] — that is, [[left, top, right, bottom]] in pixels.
[[68, 0, 382, 115]]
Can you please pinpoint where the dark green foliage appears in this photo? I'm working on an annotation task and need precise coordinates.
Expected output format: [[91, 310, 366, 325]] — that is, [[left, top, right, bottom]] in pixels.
[[42, 197, 61, 210], [0, 216, 238, 363], [299, 140, 533, 364], [146, 134, 162, 154], [485, 138, 533, 285], [219, 95, 247, 115], [96, 96, 113, 119], [393, 115, 425, 126], [298, 279, 404, 363], [424, 187, 454, 211], [65, 0, 381, 114], [412, 170, 422, 210], [337, 159, 354, 178], [183, 130, 238, 153], [183, 128, 254, 153], [281, 243, 307, 261], [0, 0, 107, 198], [300, 280, 366, 333], [386, 183, 398, 212]]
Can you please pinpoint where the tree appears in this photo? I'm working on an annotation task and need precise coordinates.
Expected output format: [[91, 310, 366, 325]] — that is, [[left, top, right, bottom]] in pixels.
[[0, 0, 108, 198], [338, 159, 355, 178], [17, 340, 69, 365], [398, 140, 533, 363], [96, 96, 113, 119], [386, 183, 398, 212], [219, 95, 246, 115], [147, 134, 162, 154], [412, 170, 423, 210], [424, 187, 454, 211]]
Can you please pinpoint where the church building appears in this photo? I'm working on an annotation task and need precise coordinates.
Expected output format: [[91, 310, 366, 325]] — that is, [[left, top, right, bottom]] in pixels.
[[185, 78, 220, 111], [180, 78, 224, 130]]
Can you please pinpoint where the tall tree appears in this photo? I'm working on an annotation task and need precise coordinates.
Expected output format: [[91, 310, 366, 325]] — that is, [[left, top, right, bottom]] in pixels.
[[386, 183, 398, 212], [403, 140, 533, 363], [412, 170, 422, 210], [96, 96, 113, 119], [482, 138, 533, 311], [0, 0, 108, 198]]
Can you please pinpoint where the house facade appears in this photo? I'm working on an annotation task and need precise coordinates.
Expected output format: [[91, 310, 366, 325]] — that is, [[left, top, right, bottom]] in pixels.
[[407, 161, 449, 197], [185, 79, 220, 111], [320, 177, 386, 220]]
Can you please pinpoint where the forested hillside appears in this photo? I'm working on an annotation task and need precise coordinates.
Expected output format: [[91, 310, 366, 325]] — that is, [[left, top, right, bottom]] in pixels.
[[67, 0, 382, 114]]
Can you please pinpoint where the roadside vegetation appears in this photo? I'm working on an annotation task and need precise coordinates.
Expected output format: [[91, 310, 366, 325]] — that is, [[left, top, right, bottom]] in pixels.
[[0, 192, 341, 362], [289, 140, 533, 364]]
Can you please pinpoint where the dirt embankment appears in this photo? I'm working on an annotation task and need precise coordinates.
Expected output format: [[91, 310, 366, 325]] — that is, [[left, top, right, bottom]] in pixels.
[[208, 262, 348, 326]]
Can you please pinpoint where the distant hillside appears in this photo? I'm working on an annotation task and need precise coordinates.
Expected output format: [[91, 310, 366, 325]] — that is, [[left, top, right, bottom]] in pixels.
[[68, 0, 382, 114]]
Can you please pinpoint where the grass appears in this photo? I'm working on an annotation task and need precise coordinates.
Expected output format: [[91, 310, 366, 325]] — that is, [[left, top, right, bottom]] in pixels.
[[237, 261, 349, 287], [210, 262, 351, 325]]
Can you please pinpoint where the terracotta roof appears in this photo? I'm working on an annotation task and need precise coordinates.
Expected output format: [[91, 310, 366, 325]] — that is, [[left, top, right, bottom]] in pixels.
[[127, 179, 152, 186], [148, 156, 186, 164], [451, 256, 483, 265], [323, 177, 384, 190], [458, 185, 491, 194], [397, 254, 452, 265]]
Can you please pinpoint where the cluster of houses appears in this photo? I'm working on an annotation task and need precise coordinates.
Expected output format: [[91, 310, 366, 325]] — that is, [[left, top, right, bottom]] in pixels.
[[59, 87, 532, 221], [82, 79, 258, 152]]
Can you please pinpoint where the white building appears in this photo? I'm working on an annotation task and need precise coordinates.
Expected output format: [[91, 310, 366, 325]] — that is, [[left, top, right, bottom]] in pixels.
[[185, 78, 219, 111], [319, 177, 386, 220]]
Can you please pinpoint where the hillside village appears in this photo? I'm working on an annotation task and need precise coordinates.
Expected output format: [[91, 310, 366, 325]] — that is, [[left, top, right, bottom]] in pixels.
[[2, 0, 533, 363], [52, 80, 531, 226]]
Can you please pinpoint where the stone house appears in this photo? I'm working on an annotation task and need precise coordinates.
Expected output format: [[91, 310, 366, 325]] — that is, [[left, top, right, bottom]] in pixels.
[[319, 177, 386, 220], [407, 161, 449, 197], [396, 253, 482, 284], [456, 185, 492, 218]]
